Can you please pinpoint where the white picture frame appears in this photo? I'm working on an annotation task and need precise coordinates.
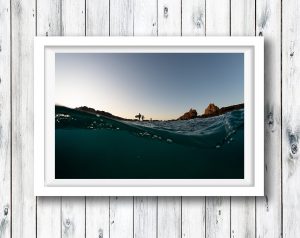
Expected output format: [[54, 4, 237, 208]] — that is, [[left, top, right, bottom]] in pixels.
[[34, 37, 264, 196]]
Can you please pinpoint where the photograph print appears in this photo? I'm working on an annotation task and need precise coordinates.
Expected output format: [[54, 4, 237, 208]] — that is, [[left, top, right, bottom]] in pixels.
[[55, 52, 245, 179]]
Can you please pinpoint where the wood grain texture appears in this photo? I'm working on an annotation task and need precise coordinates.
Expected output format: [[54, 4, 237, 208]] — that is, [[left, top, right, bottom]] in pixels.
[[86, 0, 109, 36], [133, 2, 157, 238], [157, 0, 181, 35], [134, 0, 157, 36], [109, 2, 134, 237], [282, 0, 300, 237], [36, 1, 62, 237], [182, 0, 205, 36], [157, 197, 181, 238], [37, 197, 61, 238], [62, 197, 85, 238], [11, 0, 36, 237], [0, 0, 10, 237], [181, 1, 206, 237], [230, 197, 255, 238], [231, 0, 255, 36], [36, 0, 61, 36], [156, 2, 182, 237], [256, 0, 282, 237], [85, 1, 110, 238], [230, 1, 256, 237], [62, 0, 85, 36], [206, 197, 230, 238], [134, 197, 157, 238], [206, 0, 230, 36], [182, 197, 205, 238], [110, 197, 133, 238], [60, 1, 86, 238], [86, 197, 109, 238], [205, 1, 231, 237], [110, 0, 133, 36]]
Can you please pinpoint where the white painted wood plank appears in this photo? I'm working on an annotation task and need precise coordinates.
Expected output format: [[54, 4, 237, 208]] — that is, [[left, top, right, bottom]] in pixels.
[[86, 197, 109, 238], [62, 197, 85, 238], [0, 0, 11, 237], [231, 0, 255, 36], [182, 197, 205, 238], [86, 0, 109, 36], [36, 0, 62, 36], [157, 197, 181, 238], [181, 1, 206, 237], [37, 197, 61, 238], [206, 198, 230, 238], [134, 0, 157, 36], [230, 1, 256, 238], [256, 0, 282, 237], [84, 1, 110, 238], [205, 2, 231, 238], [110, 197, 133, 238], [36, 1, 62, 237], [157, 0, 181, 35], [156, 2, 182, 237], [62, 0, 86, 36], [182, 0, 205, 36], [60, 1, 86, 238], [11, 0, 36, 237], [282, 0, 300, 237], [230, 197, 255, 238], [132, 2, 158, 237], [110, 0, 134, 36], [206, 0, 230, 36], [134, 197, 157, 238], [109, 3, 134, 237]]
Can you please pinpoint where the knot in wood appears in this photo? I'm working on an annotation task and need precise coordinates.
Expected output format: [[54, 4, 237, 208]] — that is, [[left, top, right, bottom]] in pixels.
[[288, 132, 299, 158], [291, 143, 298, 155], [98, 228, 103, 238], [267, 111, 274, 130], [65, 218, 71, 227], [195, 17, 202, 28], [163, 7, 168, 18], [3, 206, 9, 216]]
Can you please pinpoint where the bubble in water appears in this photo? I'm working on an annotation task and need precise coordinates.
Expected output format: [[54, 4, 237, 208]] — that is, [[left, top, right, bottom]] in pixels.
[[166, 138, 173, 143], [216, 144, 221, 148]]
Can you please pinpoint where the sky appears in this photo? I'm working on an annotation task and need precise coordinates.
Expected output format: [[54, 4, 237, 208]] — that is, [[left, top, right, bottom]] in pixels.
[[56, 53, 244, 120]]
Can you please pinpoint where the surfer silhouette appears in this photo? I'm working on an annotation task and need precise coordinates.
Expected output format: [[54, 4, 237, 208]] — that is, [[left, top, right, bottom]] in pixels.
[[135, 113, 142, 121]]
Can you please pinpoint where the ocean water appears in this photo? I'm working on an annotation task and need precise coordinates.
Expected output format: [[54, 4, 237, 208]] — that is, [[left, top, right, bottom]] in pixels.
[[55, 106, 244, 179]]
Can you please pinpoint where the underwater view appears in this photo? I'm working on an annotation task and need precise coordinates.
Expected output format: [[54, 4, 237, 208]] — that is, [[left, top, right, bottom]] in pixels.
[[55, 52, 244, 179], [55, 105, 244, 179]]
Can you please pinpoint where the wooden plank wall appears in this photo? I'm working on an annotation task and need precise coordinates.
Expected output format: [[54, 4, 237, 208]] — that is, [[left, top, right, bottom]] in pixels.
[[1, 0, 297, 236]]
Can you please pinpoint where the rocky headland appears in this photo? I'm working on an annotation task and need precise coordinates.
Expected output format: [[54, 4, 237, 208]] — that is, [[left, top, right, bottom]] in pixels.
[[177, 103, 244, 120], [199, 103, 244, 118], [178, 108, 198, 120]]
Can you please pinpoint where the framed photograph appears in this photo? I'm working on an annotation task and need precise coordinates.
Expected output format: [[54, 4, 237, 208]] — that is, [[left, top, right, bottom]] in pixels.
[[34, 37, 264, 196]]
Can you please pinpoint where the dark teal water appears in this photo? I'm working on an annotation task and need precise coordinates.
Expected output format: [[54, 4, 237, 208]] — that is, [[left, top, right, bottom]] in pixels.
[[55, 106, 244, 179]]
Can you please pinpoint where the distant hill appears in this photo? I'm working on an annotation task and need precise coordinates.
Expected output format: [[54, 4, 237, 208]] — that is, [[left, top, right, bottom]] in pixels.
[[75, 106, 126, 120]]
